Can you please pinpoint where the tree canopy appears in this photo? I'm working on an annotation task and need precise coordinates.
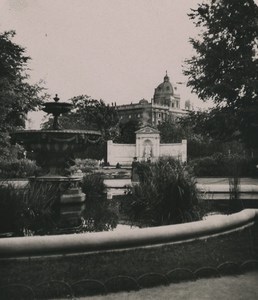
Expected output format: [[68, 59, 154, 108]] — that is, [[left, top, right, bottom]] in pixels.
[[0, 30, 47, 158], [114, 119, 141, 144], [184, 0, 258, 148]]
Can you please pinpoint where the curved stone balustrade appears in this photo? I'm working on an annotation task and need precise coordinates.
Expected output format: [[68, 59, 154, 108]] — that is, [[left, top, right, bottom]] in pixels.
[[0, 209, 257, 259]]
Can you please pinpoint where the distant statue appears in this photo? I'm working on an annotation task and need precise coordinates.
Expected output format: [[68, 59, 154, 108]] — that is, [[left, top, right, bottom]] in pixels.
[[144, 144, 152, 161]]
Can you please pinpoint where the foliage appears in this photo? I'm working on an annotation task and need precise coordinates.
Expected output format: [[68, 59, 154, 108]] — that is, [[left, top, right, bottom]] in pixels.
[[70, 142, 106, 161], [157, 120, 186, 143], [184, 0, 258, 148], [190, 153, 258, 177], [179, 109, 241, 144], [81, 173, 118, 232], [68, 158, 98, 174], [82, 173, 106, 196], [123, 158, 203, 226], [0, 181, 61, 235], [0, 183, 25, 235], [159, 116, 223, 159], [0, 158, 40, 178], [0, 31, 48, 159], [42, 95, 119, 139], [114, 119, 141, 144], [22, 181, 61, 234]]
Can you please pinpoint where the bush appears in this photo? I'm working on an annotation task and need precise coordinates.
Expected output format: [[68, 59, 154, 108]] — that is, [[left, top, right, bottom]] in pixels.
[[190, 153, 258, 177], [69, 158, 98, 174], [122, 158, 204, 226], [22, 181, 62, 234], [0, 183, 25, 235], [0, 181, 63, 236], [0, 158, 40, 178], [82, 173, 106, 196]]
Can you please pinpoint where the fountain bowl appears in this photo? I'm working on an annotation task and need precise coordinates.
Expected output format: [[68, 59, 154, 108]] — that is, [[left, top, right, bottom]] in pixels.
[[12, 129, 101, 153]]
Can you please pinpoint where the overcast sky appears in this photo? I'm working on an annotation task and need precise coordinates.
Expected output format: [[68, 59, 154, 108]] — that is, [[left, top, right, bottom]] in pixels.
[[0, 0, 211, 127]]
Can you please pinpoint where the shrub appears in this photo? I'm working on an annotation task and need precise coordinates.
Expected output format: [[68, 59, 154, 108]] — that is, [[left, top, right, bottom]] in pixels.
[[0, 183, 25, 235], [0, 158, 40, 178], [22, 181, 62, 234], [0, 180, 63, 236], [190, 153, 258, 177], [82, 173, 106, 196], [122, 158, 204, 226], [69, 158, 98, 174]]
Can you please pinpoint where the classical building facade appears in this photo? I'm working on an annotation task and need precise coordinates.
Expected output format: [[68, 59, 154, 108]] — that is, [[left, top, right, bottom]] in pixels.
[[116, 73, 189, 126]]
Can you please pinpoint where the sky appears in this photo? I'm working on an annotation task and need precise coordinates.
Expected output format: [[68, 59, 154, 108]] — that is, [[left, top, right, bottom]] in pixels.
[[0, 0, 209, 128]]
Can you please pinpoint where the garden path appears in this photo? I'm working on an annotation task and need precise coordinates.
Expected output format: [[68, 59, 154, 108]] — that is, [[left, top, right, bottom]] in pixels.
[[75, 271, 258, 300]]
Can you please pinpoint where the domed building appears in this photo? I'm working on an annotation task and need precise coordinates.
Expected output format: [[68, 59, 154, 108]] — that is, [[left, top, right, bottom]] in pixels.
[[116, 72, 188, 126], [153, 72, 180, 109]]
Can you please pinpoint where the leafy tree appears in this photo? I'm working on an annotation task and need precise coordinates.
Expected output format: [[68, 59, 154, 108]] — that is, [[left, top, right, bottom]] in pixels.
[[114, 119, 141, 144], [0, 30, 47, 158], [184, 0, 258, 148], [157, 120, 186, 143]]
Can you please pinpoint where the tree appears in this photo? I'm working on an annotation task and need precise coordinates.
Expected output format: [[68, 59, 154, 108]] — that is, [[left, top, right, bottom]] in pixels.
[[184, 0, 258, 148], [157, 120, 186, 143], [0, 30, 47, 158], [114, 119, 141, 144]]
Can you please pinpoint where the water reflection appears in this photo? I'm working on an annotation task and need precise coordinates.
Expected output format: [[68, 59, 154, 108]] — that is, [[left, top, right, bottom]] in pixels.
[[81, 195, 119, 232]]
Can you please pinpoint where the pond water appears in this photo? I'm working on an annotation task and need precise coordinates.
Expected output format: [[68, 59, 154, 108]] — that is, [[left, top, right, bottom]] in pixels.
[[0, 177, 252, 238], [0, 189, 226, 238]]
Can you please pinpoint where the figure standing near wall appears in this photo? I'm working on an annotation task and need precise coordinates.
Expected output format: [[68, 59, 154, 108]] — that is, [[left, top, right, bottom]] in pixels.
[[131, 157, 139, 182]]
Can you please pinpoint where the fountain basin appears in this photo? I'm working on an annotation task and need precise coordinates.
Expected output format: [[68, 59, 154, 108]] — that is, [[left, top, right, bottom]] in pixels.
[[12, 129, 101, 153]]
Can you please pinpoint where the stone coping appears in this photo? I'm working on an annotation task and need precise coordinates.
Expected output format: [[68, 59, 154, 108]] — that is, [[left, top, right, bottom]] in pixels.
[[197, 184, 258, 193], [0, 209, 257, 259], [103, 179, 258, 192]]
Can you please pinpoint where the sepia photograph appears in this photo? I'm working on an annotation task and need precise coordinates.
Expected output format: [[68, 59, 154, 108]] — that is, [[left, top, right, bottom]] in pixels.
[[0, 0, 258, 299]]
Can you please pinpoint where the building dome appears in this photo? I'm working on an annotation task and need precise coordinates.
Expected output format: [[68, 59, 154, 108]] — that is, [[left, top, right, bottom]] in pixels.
[[154, 72, 174, 96], [139, 98, 149, 105], [153, 72, 180, 108]]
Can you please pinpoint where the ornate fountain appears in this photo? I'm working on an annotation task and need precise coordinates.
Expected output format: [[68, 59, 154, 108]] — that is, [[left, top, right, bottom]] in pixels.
[[12, 95, 101, 230]]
